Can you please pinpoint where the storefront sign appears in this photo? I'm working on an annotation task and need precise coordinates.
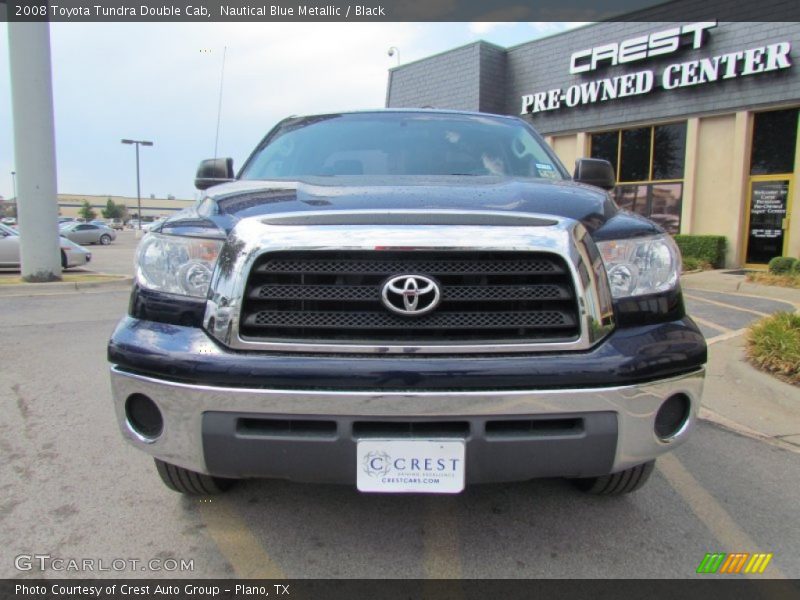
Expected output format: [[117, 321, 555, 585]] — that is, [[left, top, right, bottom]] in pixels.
[[569, 22, 717, 74], [521, 23, 793, 115]]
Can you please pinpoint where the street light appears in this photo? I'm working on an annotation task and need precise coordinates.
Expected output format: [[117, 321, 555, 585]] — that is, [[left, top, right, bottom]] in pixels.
[[388, 46, 400, 66], [10, 171, 16, 201], [121, 139, 153, 230]]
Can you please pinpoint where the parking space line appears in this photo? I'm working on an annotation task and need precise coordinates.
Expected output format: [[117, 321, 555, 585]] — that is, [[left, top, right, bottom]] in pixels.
[[199, 500, 287, 578], [691, 316, 732, 335], [422, 497, 462, 579], [705, 328, 748, 346], [657, 454, 786, 579], [684, 294, 771, 318]]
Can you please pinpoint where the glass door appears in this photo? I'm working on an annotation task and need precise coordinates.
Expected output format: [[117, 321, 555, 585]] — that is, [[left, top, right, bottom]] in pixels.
[[745, 176, 792, 265]]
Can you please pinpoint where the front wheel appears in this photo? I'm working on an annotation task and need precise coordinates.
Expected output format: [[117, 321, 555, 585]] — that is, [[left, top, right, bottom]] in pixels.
[[154, 459, 236, 495], [99, 234, 112, 245], [572, 461, 655, 495]]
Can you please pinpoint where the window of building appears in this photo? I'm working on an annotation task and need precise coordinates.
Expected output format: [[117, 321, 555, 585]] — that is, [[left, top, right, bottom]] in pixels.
[[591, 122, 687, 234], [750, 108, 798, 175], [589, 132, 618, 176]]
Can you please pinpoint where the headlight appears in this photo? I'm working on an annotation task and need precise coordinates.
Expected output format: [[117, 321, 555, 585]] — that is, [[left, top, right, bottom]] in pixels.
[[597, 234, 681, 299], [135, 233, 224, 298]]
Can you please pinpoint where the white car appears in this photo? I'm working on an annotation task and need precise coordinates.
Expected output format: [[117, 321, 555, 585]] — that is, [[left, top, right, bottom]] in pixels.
[[0, 222, 92, 269]]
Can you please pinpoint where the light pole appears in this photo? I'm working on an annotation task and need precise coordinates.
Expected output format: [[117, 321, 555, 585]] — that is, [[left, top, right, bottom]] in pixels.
[[388, 46, 400, 66], [121, 139, 153, 229], [10, 171, 16, 201]]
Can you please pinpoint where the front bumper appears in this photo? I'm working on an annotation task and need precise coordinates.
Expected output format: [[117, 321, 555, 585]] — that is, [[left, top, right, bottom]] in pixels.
[[110, 365, 704, 483]]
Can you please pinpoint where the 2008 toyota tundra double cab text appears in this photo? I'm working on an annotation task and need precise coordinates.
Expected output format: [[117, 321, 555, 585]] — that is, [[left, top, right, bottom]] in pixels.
[[108, 110, 706, 496]]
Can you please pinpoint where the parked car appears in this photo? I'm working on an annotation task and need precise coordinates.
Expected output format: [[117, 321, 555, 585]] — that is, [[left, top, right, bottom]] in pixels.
[[0, 222, 91, 269], [58, 217, 75, 224], [109, 219, 125, 231], [109, 109, 705, 497], [60, 222, 117, 245]]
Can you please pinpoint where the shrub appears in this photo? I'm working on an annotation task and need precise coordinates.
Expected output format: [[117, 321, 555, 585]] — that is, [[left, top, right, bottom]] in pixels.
[[792, 260, 800, 275], [746, 312, 800, 385], [682, 257, 711, 272], [673, 235, 726, 268], [768, 256, 798, 274], [746, 272, 800, 289]]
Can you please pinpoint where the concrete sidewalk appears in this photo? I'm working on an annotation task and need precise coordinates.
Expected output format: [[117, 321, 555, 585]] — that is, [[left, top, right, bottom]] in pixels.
[[682, 268, 800, 306], [682, 270, 800, 452]]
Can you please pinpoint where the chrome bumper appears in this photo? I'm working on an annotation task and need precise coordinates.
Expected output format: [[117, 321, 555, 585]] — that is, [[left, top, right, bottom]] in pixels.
[[110, 366, 704, 480]]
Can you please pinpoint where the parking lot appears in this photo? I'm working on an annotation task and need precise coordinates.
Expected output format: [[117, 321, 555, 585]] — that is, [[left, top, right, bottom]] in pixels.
[[0, 239, 798, 579]]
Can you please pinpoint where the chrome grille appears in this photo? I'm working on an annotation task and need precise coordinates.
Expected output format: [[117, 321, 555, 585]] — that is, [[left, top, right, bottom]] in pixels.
[[239, 251, 580, 345]]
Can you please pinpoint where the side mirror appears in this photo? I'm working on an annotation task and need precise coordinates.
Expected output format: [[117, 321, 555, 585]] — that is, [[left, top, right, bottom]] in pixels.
[[573, 158, 616, 191], [195, 158, 234, 190]]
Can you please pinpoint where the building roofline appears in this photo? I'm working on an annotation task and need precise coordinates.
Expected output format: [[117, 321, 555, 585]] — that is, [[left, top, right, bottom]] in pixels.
[[388, 39, 506, 73]]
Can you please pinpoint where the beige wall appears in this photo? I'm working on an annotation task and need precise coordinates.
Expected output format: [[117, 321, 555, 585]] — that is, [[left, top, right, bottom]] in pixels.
[[691, 114, 746, 267], [550, 135, 580, 174], [58, 194, 194, 219], [788, 120, 800, 260]]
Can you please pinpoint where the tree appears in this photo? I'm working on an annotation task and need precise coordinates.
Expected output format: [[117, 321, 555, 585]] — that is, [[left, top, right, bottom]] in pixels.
[[101, 197, 124, 219], [78, 200, 96, 221]]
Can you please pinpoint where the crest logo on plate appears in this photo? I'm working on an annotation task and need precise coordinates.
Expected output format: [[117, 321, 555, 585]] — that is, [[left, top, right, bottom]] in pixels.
[[381, 275, 441, 316], [362, 451, 393, 478]]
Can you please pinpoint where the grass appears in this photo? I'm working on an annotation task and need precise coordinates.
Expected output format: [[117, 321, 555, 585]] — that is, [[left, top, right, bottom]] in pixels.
[[0, 273, 125, 285], [745, 272, 800, 289], [746, 312, 800, 386]]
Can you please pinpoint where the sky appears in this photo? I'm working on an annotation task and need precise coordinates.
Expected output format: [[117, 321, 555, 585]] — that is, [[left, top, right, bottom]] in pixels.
[[0, 21, 585, 201]]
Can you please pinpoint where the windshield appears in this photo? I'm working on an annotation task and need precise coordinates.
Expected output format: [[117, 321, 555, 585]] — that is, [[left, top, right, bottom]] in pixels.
[[240, 112, 567, 180]]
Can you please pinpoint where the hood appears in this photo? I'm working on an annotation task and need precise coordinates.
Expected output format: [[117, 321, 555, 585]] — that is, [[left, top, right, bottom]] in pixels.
[[161, 176, 660, 240], [207, 176, 616, 230]]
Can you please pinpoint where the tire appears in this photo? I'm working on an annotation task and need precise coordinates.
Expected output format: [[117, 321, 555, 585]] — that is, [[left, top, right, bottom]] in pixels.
[[572, 460, 655, 495], [99, 234, 112, 245], [154, 458, 235, 495], [60, 250, 68, 270]]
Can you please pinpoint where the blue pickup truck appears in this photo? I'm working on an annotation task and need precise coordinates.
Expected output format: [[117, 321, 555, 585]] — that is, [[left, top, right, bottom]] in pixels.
[[108, 110, 705, 496]]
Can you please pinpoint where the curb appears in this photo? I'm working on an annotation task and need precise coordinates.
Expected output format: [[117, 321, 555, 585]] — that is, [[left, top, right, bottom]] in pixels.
[[0, 276, 133, 296], [682, 272, 800, 307], [698, 407, 800, 454]]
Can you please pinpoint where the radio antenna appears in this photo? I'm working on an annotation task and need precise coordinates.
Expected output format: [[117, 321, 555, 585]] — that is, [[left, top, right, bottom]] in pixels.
[[213, 46, 227, 159]]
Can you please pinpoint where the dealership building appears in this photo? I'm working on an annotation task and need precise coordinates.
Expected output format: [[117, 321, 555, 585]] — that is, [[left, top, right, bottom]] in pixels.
[[386, 15, 800, 268]]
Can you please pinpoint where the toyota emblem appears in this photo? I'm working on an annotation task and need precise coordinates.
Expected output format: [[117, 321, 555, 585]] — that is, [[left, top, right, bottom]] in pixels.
[[381, 275, 441, 316]]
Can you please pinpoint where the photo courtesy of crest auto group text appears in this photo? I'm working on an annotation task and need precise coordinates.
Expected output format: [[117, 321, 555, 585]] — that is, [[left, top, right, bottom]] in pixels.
[[1, 0, 799, 593]]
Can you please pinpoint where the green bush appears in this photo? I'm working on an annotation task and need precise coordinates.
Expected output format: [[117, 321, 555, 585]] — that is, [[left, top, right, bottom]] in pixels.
[[673, 235, 726, 268], [792, 260, 800, 275], [747, 312, 800, 385], [768, 256, 798, 274]]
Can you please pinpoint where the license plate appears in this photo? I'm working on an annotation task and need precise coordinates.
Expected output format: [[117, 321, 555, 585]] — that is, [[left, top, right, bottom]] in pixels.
[[356, 439, 466, 494]]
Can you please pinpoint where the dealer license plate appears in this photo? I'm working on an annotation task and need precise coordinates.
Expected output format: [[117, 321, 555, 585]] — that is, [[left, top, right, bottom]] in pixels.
[[356, 439, 466, 494]]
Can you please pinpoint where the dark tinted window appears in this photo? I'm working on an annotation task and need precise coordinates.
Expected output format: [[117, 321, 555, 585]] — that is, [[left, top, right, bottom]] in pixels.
[[614, 183, 683, 234], [241, 113, 566, 180], [619, 127, 651, 182], [590, 131, 619, 176], [750, 109, 798, 175], [653, 123, 686, 180]]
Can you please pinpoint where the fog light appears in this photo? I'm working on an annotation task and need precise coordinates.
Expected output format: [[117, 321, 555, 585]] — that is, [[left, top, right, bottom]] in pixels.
[[125, 394, 163, 440], [655, 394, 690, 440]]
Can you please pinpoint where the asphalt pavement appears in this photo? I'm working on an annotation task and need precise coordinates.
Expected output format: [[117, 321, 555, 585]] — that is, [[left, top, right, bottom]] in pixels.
[[0, 245, 798, 579]]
